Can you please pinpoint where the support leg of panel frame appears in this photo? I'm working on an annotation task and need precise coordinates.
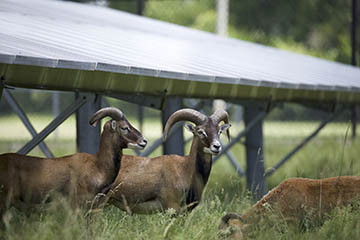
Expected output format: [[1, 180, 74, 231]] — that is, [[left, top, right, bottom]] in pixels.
[[4, 89, 54, 158], [244, 105, 266, 200], [0, 82, 3, 101], [264, 108, 346, 178], [18, 96, 87, 155], [162, 97, 184, 155], [76, 93, 101, 154], [351, 106, 357, 139]]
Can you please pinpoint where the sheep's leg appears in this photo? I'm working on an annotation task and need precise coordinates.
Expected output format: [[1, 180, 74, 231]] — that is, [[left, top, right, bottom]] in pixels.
[[162, 200, 181, 215], [131, 200, 163, 214]]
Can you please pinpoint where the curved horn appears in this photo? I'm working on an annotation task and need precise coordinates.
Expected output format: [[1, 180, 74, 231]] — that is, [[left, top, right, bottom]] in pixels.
[[210, 109, 229, 125], [211, 109, 230, 140], [163, 108, 207, 141], [89, 107, 124, 126]]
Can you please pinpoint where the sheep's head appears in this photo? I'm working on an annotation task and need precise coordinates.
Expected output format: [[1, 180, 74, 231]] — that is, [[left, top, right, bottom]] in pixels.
[[219, 213, 245, 240], [89, 107, 147, 150], [163, 108, 231, 155]]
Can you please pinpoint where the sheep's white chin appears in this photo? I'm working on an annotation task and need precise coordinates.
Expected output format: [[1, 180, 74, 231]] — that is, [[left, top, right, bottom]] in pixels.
[[203, 147, 219, 155], [128, 143, 145, 150]]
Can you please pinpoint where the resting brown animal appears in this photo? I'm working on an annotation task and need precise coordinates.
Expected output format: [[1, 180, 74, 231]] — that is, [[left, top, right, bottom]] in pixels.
[[220, 176, 360, 239], [0, 107, 147, 215], [107, 108, 231, 214]]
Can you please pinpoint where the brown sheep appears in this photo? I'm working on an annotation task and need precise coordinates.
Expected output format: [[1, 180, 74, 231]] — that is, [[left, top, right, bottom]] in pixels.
[[107, 108, 231, 214], [0, 107, 147, 215], [220, 176, 360, 239]]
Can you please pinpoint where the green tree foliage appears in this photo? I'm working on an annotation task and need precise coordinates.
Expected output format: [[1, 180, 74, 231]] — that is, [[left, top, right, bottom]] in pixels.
[[229, 0, 355, 63]]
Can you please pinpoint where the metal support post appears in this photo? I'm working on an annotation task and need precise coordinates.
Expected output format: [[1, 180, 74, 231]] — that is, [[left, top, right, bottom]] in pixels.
[[162, 97, 184, 155], [4, 89, 54, 157], [0, 82, 3, 101], [138, 105, 143, 133], [244, 106, 266, 200], [76, 93, 101, 154], [18, 96, 87, 155], [52, 92, 60, 139], [351, 106, 357, 139]]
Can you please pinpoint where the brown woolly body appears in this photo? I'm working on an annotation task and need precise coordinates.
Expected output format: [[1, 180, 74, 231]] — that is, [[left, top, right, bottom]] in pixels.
[[0, 107, 146, 215], [108, 108, 230, 214], [109, 134, 212, 213], [221, 176, 360, 239]]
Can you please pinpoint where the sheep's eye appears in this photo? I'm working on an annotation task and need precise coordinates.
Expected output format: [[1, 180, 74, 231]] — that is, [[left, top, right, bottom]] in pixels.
[[197, 130, 207, 137], [120, 127, 130, 132]]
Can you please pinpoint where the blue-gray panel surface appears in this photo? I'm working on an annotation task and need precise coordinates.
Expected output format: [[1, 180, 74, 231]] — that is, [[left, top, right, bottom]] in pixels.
[[0, 0, 360, 103]]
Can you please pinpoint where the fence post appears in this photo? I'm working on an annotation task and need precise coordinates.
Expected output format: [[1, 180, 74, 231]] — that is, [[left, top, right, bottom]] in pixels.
[[76, 93, 101, 154], [162, 97, 184, 155], [0, 76, 4, 101], [0, 84, 3, 101], [244, 105, 266, 200]]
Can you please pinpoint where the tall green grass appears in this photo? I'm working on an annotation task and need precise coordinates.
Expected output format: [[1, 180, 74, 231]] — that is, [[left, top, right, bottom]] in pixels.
[[1, 120, 359, 239]]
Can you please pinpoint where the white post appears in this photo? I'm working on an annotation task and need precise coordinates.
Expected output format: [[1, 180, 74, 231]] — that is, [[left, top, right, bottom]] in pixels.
[[216, 0, 229, 36], [214, 0, 229, 111]]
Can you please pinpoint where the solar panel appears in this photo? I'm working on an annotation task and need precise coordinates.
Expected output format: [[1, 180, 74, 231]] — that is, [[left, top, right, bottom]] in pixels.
[[1, 0, 360, 103]]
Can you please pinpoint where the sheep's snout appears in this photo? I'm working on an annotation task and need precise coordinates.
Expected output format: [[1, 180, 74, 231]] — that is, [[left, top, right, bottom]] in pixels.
[[204, 140, 222, 155], [128, 138, 147, 150], [138, 138, 148, 149]]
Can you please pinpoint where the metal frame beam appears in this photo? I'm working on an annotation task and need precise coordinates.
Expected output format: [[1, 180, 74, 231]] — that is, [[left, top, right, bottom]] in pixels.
[[76, 93, 101, 154], [3, 89, 54, 157], [264, 108, 346, 177], [18, 95, 87, 155]]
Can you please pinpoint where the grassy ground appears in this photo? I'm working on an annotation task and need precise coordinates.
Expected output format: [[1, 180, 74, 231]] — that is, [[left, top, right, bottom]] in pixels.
[[0, 116, 360, 239]]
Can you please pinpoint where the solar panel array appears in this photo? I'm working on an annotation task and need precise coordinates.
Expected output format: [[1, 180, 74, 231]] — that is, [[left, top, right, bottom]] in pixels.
[[0, 0, 360, 103]]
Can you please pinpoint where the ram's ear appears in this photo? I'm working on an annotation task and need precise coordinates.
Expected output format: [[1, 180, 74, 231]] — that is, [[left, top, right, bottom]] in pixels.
[[220, 124, 231, 141], [111, 120, 117, 132], [184, 123, 195, 133], [220, 124, 231, 133]]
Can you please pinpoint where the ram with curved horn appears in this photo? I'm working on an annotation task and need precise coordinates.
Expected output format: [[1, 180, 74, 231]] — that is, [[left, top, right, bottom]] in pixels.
[[0, 107, 147, 216], [106, 108, 231, 214]]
